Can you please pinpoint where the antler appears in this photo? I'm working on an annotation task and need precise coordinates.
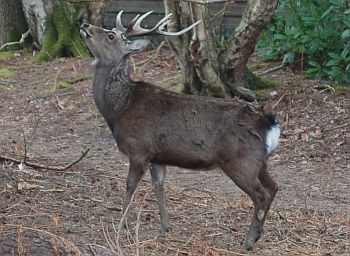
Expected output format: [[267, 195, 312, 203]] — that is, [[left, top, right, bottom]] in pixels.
[[114, 10, 201, 38]]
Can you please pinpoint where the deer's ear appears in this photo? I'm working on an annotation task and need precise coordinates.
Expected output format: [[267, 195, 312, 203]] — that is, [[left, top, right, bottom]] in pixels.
[[126, 39, 150, 51]]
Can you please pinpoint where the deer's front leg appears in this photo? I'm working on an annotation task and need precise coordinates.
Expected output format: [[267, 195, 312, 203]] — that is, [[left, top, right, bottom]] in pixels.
[[123, 157, 148, 218], [150, 164, 171, 232]]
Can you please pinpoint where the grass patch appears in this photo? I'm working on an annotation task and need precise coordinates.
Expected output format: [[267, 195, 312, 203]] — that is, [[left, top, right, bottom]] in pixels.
[[0, 50, 32, 60], [0, 68, 14, 79], [0, 51, 16, 60]]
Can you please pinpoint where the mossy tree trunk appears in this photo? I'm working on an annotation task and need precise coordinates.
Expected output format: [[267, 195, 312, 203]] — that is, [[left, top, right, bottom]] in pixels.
[[164, 0, 278, 101], [35, 1, 90, 62], [21, 0, 111, 62]]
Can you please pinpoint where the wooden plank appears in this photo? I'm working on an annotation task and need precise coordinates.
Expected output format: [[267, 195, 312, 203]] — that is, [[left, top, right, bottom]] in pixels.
[[184, 0, 228, 3], [104, 0, 247, 29]]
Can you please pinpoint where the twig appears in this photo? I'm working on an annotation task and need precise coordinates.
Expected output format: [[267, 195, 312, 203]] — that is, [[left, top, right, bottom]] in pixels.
[[323, 124, 348, 133], [101, 218, 118, 253], [136, 41, 169, 71], [256, 63, 285, 76], [0, 148, 90, 171], [115, 190, 136, 255], [21, 115, 41, 163], [135, 185, 155, 256], [272, 94, 285, 110], [22, 129, 28, 163], [5, 224, 84, 256], [115, 173, 147, 254], [209, 246, 247, 255], [0, 29, 30, 51]]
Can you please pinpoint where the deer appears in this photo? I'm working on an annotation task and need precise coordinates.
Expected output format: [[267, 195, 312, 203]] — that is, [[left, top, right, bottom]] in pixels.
[[80, 10, 280, 251]]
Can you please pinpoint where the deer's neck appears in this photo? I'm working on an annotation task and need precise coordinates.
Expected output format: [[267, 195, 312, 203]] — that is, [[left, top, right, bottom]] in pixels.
[[93, 57, 132, 122]]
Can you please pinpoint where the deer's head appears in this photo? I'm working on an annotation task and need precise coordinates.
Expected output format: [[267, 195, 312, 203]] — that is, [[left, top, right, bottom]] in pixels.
[[80, 11, 201, 63]]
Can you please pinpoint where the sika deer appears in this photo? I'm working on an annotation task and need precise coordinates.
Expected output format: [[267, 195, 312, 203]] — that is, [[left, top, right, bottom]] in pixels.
[[80, 11, 280, 250]]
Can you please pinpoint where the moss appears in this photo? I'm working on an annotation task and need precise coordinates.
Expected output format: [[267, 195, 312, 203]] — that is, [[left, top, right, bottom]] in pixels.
[[57, 82, 72, 89], [70, 75, 91, 83], [8, 27, 22, 42], [0, 68, 14, 79], [36, 19, 57, 62], [36, 2, 90, 62], [161, 73, 183, 92], [334, 86, 350, 93], [245, 69, 280, 90]]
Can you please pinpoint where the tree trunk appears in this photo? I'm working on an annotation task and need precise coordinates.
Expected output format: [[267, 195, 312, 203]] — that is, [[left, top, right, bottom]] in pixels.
[[83, 0, 112, 27], [35, 1, 90, 62], [21, 0, 53, 49], [164, 0, 203, 95], [0, 0, 27, 46], [164, 0, 278, 101], [20, 0, 111, 61], [221, 0, 279, 99]]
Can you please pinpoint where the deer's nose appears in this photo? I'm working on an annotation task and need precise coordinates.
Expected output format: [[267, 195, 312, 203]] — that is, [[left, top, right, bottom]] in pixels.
[[81, 23, 89, 29]]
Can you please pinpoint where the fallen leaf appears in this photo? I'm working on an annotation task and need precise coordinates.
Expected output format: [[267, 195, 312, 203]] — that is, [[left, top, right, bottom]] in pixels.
[[17, 181, 44, 191]]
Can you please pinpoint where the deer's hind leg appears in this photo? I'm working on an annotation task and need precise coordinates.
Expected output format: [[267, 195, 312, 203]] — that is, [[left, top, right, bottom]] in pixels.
[[221, 159, 274, 251], [258, 163, 278, 219], [150, 164, 171, 232]]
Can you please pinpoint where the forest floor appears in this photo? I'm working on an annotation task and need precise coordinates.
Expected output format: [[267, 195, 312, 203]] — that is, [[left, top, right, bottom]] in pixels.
[[0, 47, 349, 256]]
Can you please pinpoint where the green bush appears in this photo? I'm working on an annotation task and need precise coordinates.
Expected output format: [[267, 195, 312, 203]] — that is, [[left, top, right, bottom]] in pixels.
[[257, 0, 350, 83]]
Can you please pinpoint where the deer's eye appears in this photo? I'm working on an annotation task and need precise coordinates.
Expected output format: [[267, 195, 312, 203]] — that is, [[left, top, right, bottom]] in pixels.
[[108, 34, 115, 40]]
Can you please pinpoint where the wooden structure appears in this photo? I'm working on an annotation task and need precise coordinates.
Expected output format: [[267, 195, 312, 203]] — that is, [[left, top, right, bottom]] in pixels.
[[104, 0, 247, 32]]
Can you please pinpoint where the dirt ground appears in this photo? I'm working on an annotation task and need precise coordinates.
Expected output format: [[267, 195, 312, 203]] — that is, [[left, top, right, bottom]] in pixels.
[[0, 48, 349, 256]]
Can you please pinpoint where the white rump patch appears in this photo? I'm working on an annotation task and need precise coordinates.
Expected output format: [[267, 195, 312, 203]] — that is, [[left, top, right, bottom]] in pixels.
[[265, 124, 281, 154]]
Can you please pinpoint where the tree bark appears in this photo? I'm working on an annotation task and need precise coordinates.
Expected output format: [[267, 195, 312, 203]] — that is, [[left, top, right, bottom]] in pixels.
[[21, 0, 53, 49], [20, 0, 111, 61], [84, 0, 112, 27], [221, 0, 279, 99], [0, 0, 27, 46], [35, 1, 90, 62], [164, 0, 203, 95], [164, 0, 278, 101]]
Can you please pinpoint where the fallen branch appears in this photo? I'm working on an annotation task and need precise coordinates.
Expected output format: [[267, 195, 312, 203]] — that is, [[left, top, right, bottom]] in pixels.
[[272, 94, 285, 110], [0, 148, 90, 171], [0, 29, 30, 51], [1, 225, 116, 256], [256, 63, 285, 76]]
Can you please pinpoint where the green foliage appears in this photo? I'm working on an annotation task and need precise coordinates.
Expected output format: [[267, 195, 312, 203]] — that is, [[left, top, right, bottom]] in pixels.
[[257, 0, 350, 83]]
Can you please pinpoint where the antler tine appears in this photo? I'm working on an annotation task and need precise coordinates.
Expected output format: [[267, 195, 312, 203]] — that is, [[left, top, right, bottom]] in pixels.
[[123, 11, 201, 38], [157, 20, 202, 36], [115, 11, 126, 32], [127, 13, 141, 30], [124, 11, 153, 36], [134, 10, 154, 28]]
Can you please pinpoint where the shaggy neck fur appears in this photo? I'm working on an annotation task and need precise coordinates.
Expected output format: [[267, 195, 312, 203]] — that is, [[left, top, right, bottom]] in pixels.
[[92, 56, 132, 127]]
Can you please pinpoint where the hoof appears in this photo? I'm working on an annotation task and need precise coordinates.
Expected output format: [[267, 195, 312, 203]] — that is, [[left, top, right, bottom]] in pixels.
[[244, 241, 254, 251], [163, 226, 172, 233]]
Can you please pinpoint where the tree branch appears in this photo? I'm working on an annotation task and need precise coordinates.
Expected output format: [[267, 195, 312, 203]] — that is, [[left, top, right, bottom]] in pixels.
[[0, 29, 30, 51], [184, 0, 228, 3], [190, 3, 227, 98], [0, 148, 90, 171]]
